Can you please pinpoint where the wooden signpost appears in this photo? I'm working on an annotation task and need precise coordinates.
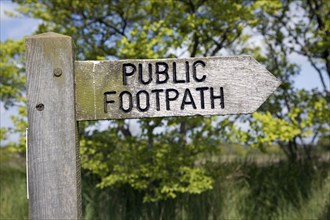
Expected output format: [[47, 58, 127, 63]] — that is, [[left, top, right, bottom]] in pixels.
[[25, 32, 280, 219], [26, 33, 81, 220]]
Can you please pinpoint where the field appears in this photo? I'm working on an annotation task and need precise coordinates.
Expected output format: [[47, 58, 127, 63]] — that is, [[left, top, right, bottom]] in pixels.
[[0, 149, 28, 219], [1, 147, 329, 219]]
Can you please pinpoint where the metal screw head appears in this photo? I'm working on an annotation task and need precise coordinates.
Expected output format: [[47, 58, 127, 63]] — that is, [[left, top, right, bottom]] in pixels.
[[36, 103, 44, 111], [54, 68, 62, 77]]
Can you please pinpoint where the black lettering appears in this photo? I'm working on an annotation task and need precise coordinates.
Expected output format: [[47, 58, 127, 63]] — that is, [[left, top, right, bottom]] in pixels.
[[123, 63, 136, 85], [196, 87, 209, 109], [119, 91, 133, 113], [210, 87, 224, 109], [193, 60, 206, 82], [104, 91, 116, 113], [155, 62, 169, 84], [138, 63, 152, 85], [136, 90, 150, 112], [173, 62, 185, 83], [185, 61, 190, 83], [151, 89, 164, 111], [165, 89, 179, 110], [181, 88, 196, 110]]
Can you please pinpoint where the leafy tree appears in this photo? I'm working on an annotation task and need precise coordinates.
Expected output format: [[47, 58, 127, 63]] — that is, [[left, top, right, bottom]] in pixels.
[[1, 0, 329, 201], [240, 0, 330, 160], [0, 39, 25, 108], [5, 0, 262, 201], [0, 39, 26, 152]]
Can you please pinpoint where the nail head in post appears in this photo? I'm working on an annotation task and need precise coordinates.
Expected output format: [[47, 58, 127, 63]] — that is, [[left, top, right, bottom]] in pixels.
[[54, 68, 62, 77], [36, 103, 44, 111]]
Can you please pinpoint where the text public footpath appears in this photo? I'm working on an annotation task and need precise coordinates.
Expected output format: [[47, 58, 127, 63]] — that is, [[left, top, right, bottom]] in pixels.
[[104, 60, 225, 114]]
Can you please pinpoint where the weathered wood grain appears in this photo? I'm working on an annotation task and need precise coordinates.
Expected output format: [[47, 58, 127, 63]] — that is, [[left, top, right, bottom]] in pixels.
[[75, 56, 281, 121], [26, 32, 81, 219]]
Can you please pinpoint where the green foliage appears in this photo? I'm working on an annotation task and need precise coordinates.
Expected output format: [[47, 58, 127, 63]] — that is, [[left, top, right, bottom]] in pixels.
[[246, 90, 330, 159], [117, 20, 178, 59], [9, 103, 28, 153], [234, 0, 330, 159], [0, 39, 25, 108], [0, 127, 8, 143], [253, 111, 302, 143], [1, 0, 329, 203], [80, 118, 216, 202], [0, 38, 27, 151]]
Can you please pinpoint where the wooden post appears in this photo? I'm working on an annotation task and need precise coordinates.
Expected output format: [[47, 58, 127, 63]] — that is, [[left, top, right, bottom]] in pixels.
[[25, 32, 81, 219]]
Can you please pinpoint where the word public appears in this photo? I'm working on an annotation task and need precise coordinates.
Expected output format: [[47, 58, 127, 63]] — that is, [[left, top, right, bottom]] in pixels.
[[104, 61, 225, 113]]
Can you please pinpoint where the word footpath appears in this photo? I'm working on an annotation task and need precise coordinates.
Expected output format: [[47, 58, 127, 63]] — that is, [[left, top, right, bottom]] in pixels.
[[75, 56, 280, 120]]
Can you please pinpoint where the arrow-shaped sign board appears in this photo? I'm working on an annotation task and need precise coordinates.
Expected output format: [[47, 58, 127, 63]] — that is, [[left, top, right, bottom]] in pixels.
[[75, 56, 280, 121]]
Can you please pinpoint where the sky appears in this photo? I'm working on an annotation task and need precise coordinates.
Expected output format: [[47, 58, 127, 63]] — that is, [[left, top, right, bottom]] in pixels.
[[1, 1, 41, 144], [0, 1, 41, 40], [0, 1, 329, 144]]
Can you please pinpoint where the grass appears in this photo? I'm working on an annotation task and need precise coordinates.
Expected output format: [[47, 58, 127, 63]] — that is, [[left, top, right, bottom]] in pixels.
[[0, 148, 28, 219], [1, 147, 329, 219], [81, 157, 330, 220]]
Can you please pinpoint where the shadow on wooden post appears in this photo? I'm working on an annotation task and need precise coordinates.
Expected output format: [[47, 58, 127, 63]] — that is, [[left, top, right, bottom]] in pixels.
[[25, 32, 81, 219]]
